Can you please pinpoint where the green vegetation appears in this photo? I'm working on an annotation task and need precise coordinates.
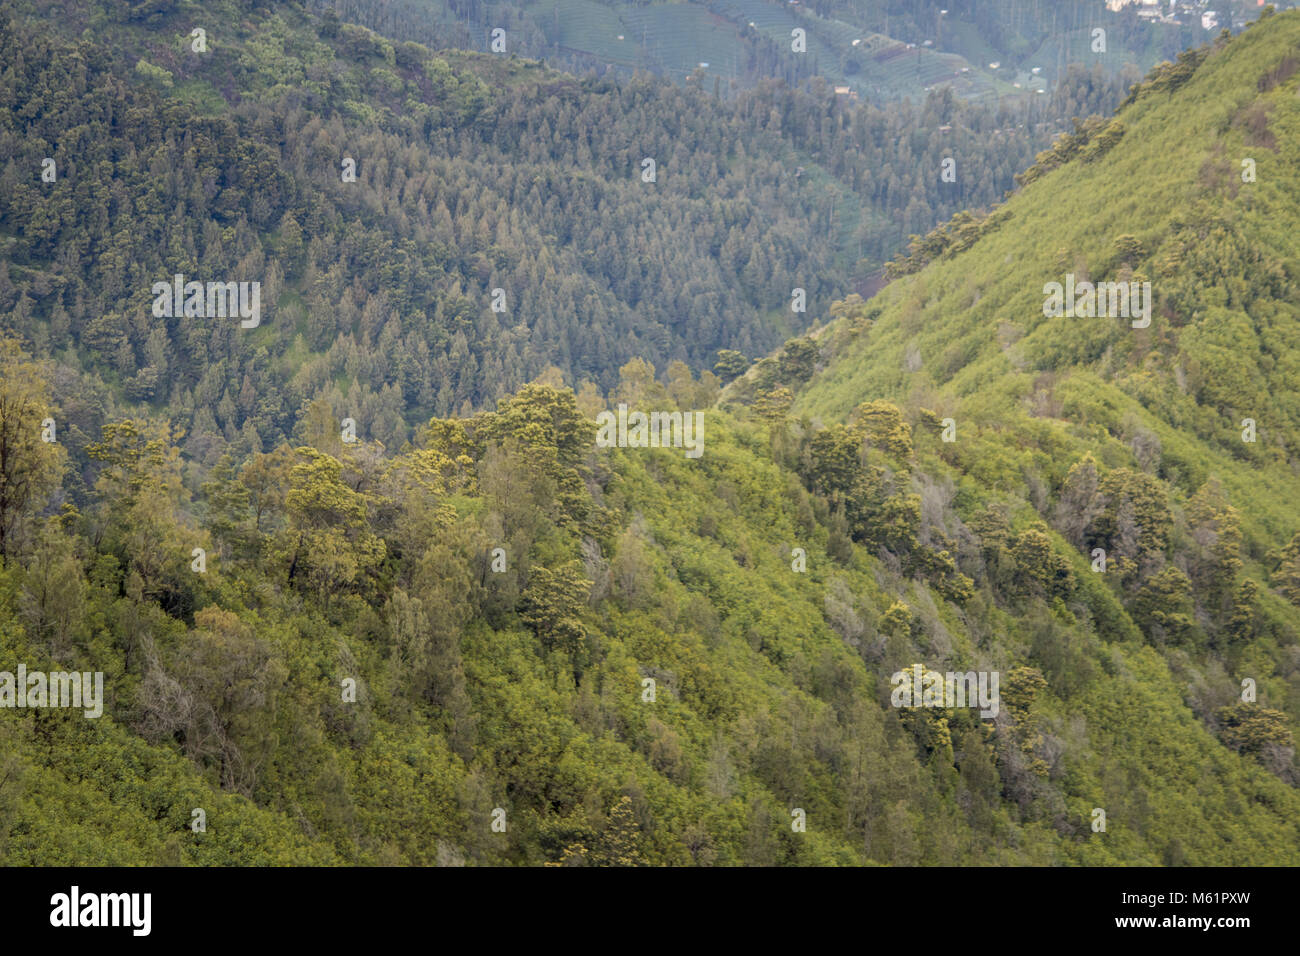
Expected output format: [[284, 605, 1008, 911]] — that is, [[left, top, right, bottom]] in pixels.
[[0, 0, 1137, 461], [1, 2, 1298, 866]]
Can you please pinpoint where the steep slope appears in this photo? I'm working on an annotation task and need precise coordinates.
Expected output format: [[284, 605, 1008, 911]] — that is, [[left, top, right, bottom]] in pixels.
[[728, 7, 1300, 852], [788, 13, 1300, 558]]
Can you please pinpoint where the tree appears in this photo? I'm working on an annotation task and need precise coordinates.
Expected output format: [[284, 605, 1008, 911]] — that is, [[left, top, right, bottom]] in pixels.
[[754, 387, 794, 427], [297, 398, 343, 457], [201, 453, 256, 563], [138, 607, 288, 794], [281, 448, 386, 603], [666, 360, 699, 409], [610, 527, 654, 608], [85, 419, 196, 609], [1225, 579, 1259, 647], [714, 349, 751, 384], [848, 474, 921, 557], [778, 339, 818, 385], [1053, 454, 1103, 550], [592, 795, 645, 866], [1001, 665, 1050, 779], [1088, 467, 1172, 570], [18, 521, 86, 656], [1185, 479, 1243, 611], [478, 384, 591, 529], [805, 423, 859, 499], [851, 401, 913, 462], [1131, 566, 1196, 644], [239, 445, 297, 537], [1273, 532, 1300, 608], [519, 563, 591, 661], [1010, 528, 1075, 600], [485, 384, 589, 470], [1217, 703, 1294, 760], [0, 338, 64, 564]]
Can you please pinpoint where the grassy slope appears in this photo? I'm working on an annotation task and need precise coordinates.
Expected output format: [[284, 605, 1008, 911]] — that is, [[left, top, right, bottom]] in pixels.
[[778, 12, 1300, 859], [799, 13, 1300, 545]]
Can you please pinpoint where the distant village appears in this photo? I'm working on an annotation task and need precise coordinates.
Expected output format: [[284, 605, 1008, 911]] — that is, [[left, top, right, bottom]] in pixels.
[[1105, 0, 1288, 32], [816, 0, 1289, 104]]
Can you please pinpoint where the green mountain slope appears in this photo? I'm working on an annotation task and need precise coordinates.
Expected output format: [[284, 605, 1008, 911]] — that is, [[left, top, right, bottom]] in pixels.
[[789, 15, 1300, 552], [738, 8, 1300, 851], [1, 7, 1299, 867]]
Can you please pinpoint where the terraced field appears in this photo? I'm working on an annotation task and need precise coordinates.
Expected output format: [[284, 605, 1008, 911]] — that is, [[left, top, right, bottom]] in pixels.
[[707, 0, 785, 30], [532, 0, 643, 67], [1020, 25, 1169, 86], [525, 0, 997, 97], [326, 0, 1203, 100], [619, 4, 747, 79]]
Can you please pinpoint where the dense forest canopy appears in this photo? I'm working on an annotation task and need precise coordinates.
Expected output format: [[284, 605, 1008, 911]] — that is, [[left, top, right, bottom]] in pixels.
[[0, 1, 1137, 466]]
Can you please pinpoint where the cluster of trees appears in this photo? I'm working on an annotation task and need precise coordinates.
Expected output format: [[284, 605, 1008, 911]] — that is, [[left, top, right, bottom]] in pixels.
[[5, 333, 1298, 865], [747, 377, 1297, 784]]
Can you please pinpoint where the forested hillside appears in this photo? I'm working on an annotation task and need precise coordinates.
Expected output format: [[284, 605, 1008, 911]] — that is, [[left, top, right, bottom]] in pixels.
[[0, 0, 1135, 470], [1, 1, 1299, 867]]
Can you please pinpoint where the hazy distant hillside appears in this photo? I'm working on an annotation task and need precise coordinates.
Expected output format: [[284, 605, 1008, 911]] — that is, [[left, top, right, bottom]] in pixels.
[[322, 0, 1217, 97]]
